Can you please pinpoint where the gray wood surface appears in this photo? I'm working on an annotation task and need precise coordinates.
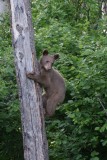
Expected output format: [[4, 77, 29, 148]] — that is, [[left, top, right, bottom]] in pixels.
[[10, 0, 48, 159]]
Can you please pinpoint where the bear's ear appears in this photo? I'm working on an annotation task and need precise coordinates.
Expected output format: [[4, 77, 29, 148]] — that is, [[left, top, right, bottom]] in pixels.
[[43, 50, 48, 56], [54, 54, 59, 60]]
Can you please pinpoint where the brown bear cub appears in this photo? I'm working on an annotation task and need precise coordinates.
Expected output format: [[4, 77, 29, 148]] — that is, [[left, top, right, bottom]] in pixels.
[[27, 50, 65, 117]]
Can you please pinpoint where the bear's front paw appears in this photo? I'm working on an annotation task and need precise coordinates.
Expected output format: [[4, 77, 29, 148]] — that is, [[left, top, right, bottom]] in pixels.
[[26, 72, 35, 79]]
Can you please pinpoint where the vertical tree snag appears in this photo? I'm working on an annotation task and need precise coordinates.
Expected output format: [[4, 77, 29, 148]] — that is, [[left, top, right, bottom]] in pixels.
[[10, 0, 48, 160], [102, 1, 107, 17]]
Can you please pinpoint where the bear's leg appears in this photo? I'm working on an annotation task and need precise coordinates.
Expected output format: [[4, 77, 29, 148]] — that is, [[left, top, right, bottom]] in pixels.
[[46, 94, 59, 117], [42, 94, 47, 108]]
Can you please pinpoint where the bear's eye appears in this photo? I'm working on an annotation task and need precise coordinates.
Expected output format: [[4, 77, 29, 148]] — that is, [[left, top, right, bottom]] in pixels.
[[46, 61, 49, 63]]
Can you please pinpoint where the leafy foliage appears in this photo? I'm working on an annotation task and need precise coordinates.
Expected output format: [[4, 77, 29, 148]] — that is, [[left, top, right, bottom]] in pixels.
[[1, 0, 107, 159]]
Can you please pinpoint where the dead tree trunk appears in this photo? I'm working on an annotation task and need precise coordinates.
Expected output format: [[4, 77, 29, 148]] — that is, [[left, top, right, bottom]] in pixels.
[[10, 0, 48, 160], [102, 0, 107, 16]]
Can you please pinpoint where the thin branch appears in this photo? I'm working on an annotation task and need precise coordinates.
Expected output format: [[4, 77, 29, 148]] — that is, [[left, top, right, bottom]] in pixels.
[[97, 97, 107, 117]]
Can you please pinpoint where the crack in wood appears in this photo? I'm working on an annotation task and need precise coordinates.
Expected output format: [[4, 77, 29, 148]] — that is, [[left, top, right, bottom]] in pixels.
[[16, 24, 23, 34], [19, 52, 24, 62]]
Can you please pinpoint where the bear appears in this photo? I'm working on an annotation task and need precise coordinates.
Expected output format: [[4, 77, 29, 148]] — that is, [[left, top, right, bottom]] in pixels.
[[26, 50, 65, 117]]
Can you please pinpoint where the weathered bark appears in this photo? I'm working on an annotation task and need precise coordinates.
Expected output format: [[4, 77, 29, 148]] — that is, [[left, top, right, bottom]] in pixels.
[[10, 0, 48, 160], [102, 1, 107, 17], [0, 0, 10, 14]]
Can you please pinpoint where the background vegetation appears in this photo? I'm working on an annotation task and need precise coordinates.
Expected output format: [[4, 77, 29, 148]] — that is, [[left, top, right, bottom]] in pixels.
[[0, 0, 107, 159]]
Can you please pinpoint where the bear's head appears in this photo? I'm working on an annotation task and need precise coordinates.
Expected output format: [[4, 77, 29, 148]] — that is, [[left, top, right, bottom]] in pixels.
[[40, 50, 59, 71]]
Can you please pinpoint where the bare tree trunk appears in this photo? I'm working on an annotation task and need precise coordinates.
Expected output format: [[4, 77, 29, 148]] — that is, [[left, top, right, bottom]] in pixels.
[[0, 0, 10, 14], [102, 1, 107, 17], [10, 0, 49, 160]]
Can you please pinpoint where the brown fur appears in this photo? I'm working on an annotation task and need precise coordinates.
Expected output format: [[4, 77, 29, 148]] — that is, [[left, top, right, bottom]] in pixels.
[[26, 50, 65, 117]]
